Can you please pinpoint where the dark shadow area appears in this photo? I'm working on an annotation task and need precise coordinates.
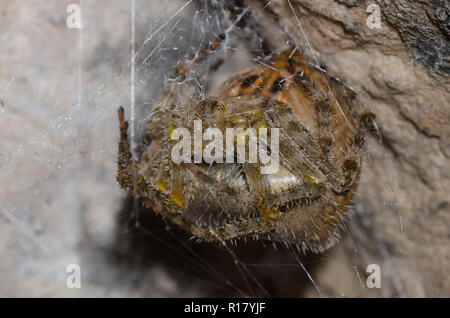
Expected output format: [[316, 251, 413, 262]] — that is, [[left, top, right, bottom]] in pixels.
[[111, 197, 330, 297]]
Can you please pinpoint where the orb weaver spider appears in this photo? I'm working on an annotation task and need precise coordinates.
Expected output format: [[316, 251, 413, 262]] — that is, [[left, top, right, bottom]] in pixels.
[[117, 22, 371, 253]]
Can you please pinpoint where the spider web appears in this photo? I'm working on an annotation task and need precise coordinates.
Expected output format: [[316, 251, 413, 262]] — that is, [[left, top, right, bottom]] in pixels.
[[0, 0, 406, 297]]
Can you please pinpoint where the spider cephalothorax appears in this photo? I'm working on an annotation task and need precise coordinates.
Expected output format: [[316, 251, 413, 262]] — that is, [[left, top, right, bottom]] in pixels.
[[117, 40, 368, 253]]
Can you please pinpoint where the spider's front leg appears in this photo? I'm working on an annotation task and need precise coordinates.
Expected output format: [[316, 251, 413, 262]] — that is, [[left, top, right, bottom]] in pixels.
[[161, 34, 231, 105]]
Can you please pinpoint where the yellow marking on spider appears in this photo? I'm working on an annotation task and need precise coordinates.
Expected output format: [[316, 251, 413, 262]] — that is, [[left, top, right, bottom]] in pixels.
[[216, 101, 229, 115], [276, 102, 289, 110]]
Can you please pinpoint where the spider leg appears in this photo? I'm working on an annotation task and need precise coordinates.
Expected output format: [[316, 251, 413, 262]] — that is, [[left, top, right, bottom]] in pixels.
[[282, 51, 364, 193], [117, 107, 136, 191], [173, 34, 226, 80], [263, 106, 344, 190], [201, 48, 234, 85], [181, 163, 238, 196], [271, 186, 356, 253]]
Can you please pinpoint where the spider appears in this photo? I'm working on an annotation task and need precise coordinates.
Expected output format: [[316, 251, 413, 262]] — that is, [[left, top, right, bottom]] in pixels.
[[117, 29, 371, 253]]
